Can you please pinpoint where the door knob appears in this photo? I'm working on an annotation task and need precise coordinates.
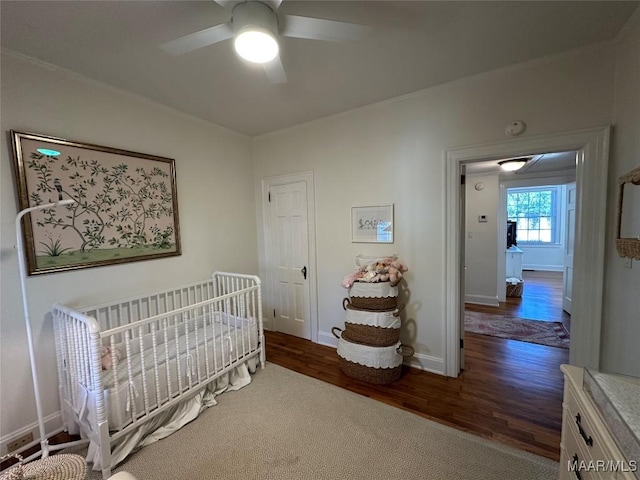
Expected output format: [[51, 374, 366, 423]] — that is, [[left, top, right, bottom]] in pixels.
[[301, 266, 307, 279]]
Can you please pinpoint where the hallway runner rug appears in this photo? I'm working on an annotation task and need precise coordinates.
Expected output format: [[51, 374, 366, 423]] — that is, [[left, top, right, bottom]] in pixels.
[[465, 311, 570, 349]]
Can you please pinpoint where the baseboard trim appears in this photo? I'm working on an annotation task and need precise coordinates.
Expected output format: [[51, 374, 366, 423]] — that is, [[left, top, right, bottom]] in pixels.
[[0, 412, 63, 456], [522, 265, 563, 272], [404, 353, 445, 375], [318, 330, 338, 348], [464, 294, 499, 306]]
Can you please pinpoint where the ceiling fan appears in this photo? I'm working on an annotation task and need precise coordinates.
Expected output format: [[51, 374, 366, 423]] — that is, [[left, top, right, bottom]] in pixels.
[[160, 0, 370, 84]]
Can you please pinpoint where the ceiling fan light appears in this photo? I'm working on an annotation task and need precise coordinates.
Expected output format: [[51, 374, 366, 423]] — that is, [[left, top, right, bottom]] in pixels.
[[498, 158, 528, 172], [234, 28, 279, 63]]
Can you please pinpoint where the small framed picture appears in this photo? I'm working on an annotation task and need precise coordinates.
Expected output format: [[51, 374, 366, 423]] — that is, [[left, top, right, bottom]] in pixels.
[[351, 204, 394, 243]]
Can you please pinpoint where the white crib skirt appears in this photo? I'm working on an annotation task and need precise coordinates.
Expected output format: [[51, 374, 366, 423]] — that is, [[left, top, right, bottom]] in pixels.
[[87, 358, 257, 471]]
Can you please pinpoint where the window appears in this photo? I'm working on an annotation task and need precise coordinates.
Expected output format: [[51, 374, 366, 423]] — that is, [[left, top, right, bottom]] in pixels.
[[507, 186, 560, 244]]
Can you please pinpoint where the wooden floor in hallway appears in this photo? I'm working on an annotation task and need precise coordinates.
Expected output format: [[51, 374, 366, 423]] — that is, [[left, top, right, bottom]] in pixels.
[[466, 270, 571, 330], [266, 271, 570, 462]]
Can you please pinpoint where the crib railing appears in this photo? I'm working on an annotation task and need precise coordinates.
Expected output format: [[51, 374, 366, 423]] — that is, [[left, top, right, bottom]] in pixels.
[[51, 272, 263, 479]]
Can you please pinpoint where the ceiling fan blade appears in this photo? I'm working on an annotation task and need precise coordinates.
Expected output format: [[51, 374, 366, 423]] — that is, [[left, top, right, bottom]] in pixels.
[[262, 56, 287, 84], [280, 15, 370, 42], [214, 0, 242, 9], [160, 22, 233, 56], [214, 0, 281, 11]]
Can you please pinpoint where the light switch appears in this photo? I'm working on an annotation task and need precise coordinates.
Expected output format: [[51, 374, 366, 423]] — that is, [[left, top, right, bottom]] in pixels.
[[478, 215, 488, 223]]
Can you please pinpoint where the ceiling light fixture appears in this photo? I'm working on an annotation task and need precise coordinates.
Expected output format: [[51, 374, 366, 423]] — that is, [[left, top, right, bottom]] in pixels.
[[234, 28, 278, 63], [498, 158, 529, 172], [232, 2, 279, 64]]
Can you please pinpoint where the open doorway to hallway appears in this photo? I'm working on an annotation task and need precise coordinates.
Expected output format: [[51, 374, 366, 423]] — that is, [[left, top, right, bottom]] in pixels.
[[463, 151, 576, 352], [445, 126, 609, 386]]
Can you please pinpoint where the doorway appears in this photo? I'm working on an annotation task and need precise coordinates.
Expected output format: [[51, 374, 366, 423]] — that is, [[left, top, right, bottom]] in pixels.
[[463, 165, 575, 352], [262, 171, 318, 342], [445, 127, 610, 377]]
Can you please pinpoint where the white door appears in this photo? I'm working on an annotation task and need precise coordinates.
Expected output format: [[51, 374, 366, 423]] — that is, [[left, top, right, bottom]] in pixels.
[[459, 172, 466, 370], [269, 181, 311, 339], [563, 182, 576, 314]]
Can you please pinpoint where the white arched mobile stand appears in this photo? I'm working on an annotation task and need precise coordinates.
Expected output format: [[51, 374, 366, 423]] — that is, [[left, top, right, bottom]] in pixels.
[[15, 198, 88, 461]]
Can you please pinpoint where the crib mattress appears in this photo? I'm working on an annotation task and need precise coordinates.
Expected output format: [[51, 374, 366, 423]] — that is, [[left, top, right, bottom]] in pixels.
[[80, 312, 258, 431]]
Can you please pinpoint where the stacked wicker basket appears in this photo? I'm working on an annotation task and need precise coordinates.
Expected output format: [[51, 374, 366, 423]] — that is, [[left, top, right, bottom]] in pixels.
[[334, 261, 413, 385]]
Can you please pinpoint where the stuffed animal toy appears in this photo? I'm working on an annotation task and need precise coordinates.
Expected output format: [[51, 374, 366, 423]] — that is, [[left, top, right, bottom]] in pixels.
[[342, 268, 358, 289], [341, 257, 408, 287], [361, 268, 378, 282], [101, 346, 121, 370], [388, 267, 401, 284], [342, 266, 367, 288], [388, 260, 409, 284], [376, 272, 390, 282], [391, 260, 409, 273]]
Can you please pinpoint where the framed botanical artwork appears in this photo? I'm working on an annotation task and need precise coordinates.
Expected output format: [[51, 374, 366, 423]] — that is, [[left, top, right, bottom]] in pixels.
[[351, 204, 394, 243], [11, 130, 181, 275]]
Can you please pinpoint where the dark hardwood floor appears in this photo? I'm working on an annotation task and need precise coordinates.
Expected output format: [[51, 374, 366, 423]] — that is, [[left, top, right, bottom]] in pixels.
[[266, 270, 569, 462], [466, 270, 571, 331]]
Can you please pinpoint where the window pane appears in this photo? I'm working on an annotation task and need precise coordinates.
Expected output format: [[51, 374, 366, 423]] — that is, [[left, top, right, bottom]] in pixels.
[[540, 217, 551, 229], [506, 187, 559, 244]]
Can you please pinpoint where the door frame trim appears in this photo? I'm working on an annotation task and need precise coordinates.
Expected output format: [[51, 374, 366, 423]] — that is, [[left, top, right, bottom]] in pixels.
[[445, 126, 610, 377], [261, 171, 318, 342]]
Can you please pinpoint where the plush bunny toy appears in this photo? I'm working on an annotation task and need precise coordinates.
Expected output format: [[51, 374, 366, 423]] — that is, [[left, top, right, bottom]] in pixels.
[[101, 346, 121, 370]]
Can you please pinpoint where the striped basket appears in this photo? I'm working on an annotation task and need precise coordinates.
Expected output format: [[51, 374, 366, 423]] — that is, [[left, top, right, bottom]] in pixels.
[[332, 327, 414, 385], [349, 281, 398, 311], [342, 298, 404, 347]]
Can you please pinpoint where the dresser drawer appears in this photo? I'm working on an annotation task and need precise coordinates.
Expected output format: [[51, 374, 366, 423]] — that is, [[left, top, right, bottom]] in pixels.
[[561, 365, 639, 480], [560, 422, 603, 480], [565, 406, 611, 465]]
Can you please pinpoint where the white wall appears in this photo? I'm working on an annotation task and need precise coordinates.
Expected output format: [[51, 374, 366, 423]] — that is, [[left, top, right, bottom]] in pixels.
[[252, 44, 616, 374], [0, 52, 257, 445], [465, 173, 500, 305], [519, 245, 564, 271], [601, 8, 640, 377]]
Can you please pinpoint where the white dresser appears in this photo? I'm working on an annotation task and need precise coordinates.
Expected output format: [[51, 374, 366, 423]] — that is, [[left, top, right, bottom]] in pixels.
[[506, 246, 524, 280], [560, 365, 639, 479]]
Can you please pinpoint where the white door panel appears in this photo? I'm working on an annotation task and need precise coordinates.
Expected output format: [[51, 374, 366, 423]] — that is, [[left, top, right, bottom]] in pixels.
[[563, 182, 576, 315], [270, 181, 311, 339]]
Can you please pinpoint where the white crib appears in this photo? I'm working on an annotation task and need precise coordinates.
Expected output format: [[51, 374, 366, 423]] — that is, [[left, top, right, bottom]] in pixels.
[[52, 272, 264, 479]]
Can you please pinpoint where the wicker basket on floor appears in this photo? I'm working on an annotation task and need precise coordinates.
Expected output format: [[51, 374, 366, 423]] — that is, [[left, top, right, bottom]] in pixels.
[[332, 327, 414, 385], [506, 280, 524, 298], [342, 298, 403, 347], [338, 356, 403, 385], [349, 281, 398, 311], [0, 453, 87, 480]]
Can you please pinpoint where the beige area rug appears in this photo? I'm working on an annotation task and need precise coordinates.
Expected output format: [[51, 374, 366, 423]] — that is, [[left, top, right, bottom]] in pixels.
[[465, 310, 570, 349], [86, 363, 558, 480]]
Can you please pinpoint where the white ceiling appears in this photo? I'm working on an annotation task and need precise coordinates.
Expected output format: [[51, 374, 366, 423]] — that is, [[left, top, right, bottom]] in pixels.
[[465, 151, 578, 176], [1, 1, 638, 136]]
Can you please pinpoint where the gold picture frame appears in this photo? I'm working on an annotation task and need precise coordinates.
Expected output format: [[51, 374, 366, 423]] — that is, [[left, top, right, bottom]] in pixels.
[[615, 165, 640, 260], [11, 130, 181, 275]]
